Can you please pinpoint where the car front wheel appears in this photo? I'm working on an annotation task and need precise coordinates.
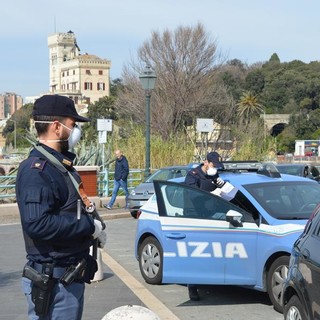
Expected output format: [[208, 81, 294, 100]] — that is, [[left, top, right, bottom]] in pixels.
[[267, 255, 290, 313], [138, 236, 163, 285], [284, 295, 307, 320]]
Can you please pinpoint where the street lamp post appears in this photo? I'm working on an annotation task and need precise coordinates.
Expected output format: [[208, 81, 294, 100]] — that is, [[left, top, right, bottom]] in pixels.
[[139, 65, 157, 179]]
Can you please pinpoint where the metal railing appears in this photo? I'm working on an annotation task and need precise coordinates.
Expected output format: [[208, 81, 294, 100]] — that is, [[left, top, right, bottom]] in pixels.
[[97, 169, 145, 197], [0, 175, 17, 201], [0, 169, 146, 202]]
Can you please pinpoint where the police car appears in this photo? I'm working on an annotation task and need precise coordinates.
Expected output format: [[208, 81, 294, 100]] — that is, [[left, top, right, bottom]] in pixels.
[[134, 163, 320, 312]]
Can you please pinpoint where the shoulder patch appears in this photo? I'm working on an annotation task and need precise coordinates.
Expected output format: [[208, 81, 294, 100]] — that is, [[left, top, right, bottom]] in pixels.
[[30, 158, 47, 171]]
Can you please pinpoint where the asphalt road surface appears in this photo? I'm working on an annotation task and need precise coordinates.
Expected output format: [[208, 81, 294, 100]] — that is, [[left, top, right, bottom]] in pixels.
[[104, 217, 283, 320], [0, 217, 284, 320]]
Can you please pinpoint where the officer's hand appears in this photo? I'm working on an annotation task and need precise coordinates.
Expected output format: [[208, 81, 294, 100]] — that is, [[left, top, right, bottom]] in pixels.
[[92, 220, 103, 239], [215, 177, 225, 188], [97, 230, 107, 248]]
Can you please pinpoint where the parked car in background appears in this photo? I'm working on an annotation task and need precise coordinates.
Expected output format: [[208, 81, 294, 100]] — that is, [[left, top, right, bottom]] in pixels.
[[135, 163, 320, 312], [276, 163, 320, 182], [128, 164, 197, 218], [282, 204, 320, 320]]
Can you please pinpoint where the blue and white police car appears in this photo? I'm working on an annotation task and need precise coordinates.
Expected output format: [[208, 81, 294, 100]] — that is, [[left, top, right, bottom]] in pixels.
[[134, 163, 320, 312]]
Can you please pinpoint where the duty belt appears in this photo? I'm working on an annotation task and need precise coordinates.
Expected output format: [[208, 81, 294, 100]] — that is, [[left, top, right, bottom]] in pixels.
[[27, 261, 69, 279]]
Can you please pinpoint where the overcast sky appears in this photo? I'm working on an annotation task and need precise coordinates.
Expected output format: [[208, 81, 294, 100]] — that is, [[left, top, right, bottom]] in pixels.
[[1, 0, 320, 100]]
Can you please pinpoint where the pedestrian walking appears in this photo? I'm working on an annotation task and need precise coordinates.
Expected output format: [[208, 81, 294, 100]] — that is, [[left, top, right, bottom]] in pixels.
[[104, 150, 130, 209]]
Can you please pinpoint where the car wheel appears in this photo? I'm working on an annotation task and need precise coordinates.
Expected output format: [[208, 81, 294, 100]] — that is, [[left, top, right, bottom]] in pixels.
[[130, 210, 137, 219], [138, 236, 163, 285], [267, 255, 290, 313], [284, 295, 307, 320]]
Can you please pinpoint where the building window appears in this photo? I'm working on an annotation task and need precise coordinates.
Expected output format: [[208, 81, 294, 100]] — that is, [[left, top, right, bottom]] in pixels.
[[62, 72, 65, 77], [86, 70, 91, 75], [97, 82, 105, 91], [73, 70, 75, 75], [84, 82, 92, 90], [99, 70, 103, 75], [51, 55, 57, 65], [67, 71, 69, 76]]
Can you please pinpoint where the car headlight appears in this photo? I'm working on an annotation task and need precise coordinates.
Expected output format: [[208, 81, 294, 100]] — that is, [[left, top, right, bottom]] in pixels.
[[130, 190, 136, 196]]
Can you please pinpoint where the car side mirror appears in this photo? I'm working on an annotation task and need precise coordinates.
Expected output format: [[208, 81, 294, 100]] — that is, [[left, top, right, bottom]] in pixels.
[[226, 209, 243, 227]]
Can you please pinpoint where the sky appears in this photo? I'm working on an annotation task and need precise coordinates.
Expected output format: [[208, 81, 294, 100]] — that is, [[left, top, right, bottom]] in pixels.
[[1, 0, 320, 100]]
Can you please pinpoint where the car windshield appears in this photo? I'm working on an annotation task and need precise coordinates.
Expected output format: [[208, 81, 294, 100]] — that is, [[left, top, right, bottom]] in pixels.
[[145, 168, 188, 183], [276, 165, 302, 176], [243, 181, 320, 220]]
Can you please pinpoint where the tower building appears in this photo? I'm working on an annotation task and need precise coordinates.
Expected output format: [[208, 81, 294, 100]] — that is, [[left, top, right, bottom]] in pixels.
[[47, 30, 111, 104]]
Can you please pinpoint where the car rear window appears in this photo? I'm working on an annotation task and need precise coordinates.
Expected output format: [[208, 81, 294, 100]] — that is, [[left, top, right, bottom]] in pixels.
[[147, 169, 188, 182], [276, 165, 302, 176]]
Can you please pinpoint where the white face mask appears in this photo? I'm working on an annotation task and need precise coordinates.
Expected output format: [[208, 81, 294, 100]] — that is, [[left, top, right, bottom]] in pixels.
[[59, 123, 82, 149], [35, 121, 82, 150], [207, 167, 217, 176]]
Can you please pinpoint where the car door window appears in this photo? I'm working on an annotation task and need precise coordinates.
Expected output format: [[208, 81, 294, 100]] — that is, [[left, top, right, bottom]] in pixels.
[[155, 181, 255, 222]]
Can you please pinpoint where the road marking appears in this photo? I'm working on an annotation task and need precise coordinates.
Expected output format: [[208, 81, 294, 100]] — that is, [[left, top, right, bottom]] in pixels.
[[101, 250, 181, 320]]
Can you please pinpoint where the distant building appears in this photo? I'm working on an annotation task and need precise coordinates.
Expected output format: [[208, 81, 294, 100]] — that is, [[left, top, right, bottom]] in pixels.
[[47, 30, 111, 104], [24, 96, 40, 104], [295, 140, 320, 157], [0, 93, 23, 119]]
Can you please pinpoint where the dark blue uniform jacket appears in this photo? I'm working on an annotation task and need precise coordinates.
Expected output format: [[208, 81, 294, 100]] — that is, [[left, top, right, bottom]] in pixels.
[[16, 144, 95, 266], [114, 155, 129, 181], [185, 164, 220, 192]]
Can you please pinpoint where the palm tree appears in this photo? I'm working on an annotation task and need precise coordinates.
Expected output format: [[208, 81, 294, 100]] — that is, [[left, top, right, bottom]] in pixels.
[[236, 91, 263, 125]]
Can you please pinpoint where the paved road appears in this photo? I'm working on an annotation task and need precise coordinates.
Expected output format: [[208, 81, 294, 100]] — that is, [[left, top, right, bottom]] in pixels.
[[0, 217, 142, 320], [0, 215, 284, 320], [105, 218, 283, 320]]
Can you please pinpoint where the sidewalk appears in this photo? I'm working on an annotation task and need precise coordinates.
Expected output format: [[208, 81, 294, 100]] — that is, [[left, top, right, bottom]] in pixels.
[[0, 196, 132, 224]]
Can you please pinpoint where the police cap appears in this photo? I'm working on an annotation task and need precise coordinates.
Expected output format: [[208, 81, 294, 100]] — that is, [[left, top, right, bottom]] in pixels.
[[206, 151, 224, 169], [33, 94, 90, 122]]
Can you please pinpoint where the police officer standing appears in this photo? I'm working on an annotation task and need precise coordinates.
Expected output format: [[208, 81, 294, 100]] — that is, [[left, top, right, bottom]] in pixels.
[[184, 151, 225, 301], [16, 95, 107, 319]]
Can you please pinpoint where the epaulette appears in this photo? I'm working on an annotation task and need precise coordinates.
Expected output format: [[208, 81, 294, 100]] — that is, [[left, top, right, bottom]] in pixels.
[[30, 158, 47, 171], [62, 158, 73, 168]]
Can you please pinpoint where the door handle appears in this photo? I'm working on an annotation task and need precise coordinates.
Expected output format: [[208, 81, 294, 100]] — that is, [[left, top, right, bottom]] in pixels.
[[165, 233, 186, 240]]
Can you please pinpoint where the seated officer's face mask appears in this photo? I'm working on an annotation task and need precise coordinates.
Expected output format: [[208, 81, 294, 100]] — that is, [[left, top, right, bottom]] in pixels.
[[34, 121, 82, 151]]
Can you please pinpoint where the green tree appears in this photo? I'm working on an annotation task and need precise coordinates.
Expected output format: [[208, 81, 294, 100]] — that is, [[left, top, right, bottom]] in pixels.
[[236, 91, 263, 125], [83, 96, 118, 143], [269, 53, 280, 63], [244, 69, 265, 95], [110, 78, 124, 97], [2, 103, 33, 148]]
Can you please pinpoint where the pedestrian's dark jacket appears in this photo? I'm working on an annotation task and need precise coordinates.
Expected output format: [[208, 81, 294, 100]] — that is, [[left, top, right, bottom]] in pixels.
[[16, 144, 95, 266], [185, 164, 220, 192], [114, 155, 129, 181]]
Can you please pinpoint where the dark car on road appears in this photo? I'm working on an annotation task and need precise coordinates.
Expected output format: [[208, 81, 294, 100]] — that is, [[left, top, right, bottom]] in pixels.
[[128, 164, 197, 218], [282, 204, 320, 320], [276, 163, 320, 182]]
